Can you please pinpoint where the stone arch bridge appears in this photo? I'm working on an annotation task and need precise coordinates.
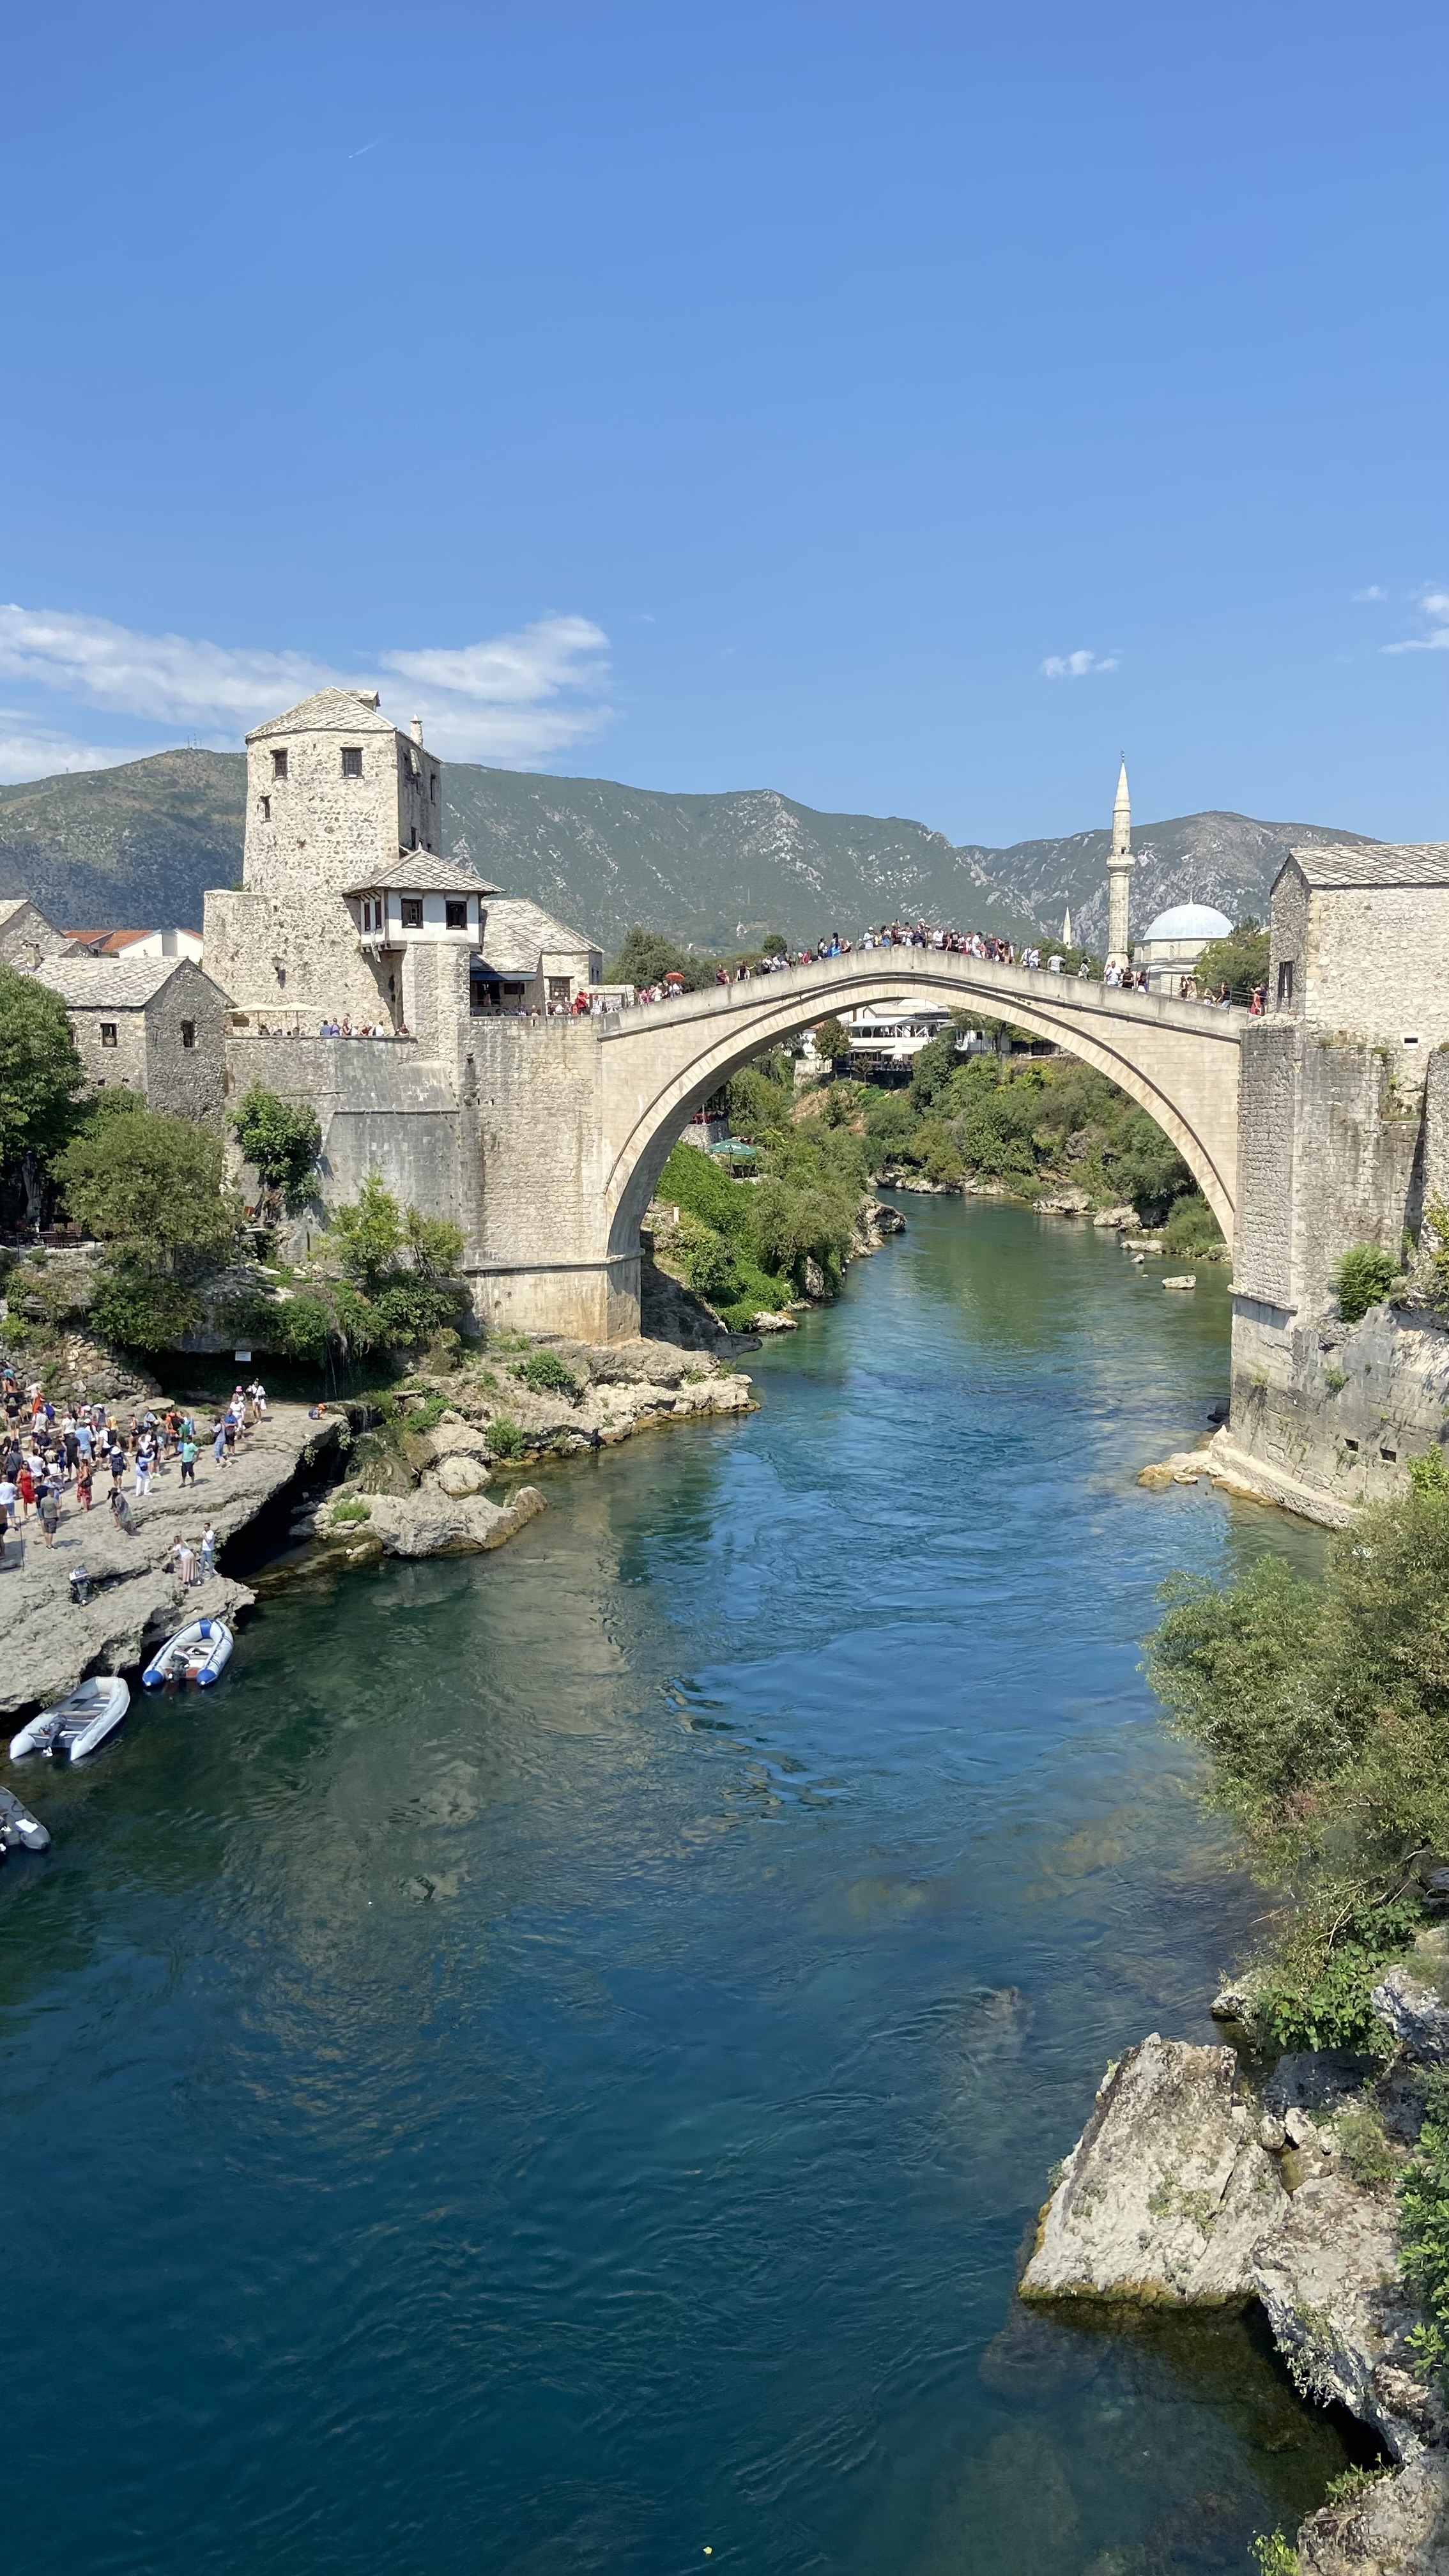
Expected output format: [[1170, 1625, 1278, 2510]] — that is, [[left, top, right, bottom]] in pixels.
[[467, 950, 1246, 1342]]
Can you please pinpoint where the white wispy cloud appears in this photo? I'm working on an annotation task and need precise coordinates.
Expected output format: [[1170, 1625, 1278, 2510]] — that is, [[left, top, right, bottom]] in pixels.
[[0, 604, 613, 779], [0, 714, 146, 783], [1352, 584, 1387, 602], [1383, 589, 1449, 654], [1041, 648, 1119, 679]]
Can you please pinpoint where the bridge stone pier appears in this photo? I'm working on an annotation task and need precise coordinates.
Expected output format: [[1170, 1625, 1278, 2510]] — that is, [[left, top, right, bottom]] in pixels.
[[465, 951, 1246, 1342]]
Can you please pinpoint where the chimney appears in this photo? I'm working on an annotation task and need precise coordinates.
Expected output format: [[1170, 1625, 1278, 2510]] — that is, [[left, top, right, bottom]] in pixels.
[[411, 717, 424, 746]]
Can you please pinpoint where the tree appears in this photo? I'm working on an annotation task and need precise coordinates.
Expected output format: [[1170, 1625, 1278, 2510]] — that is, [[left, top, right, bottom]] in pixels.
[[55, 1104, 238, 1269], [1194, 920, 1269, 1004], [607, 927, 713, 992], [814, 1016, 850, 1066], [0, 963, 88, 1221], [231, 1085, 322, 1212], [324, 1172, 407, 1292]]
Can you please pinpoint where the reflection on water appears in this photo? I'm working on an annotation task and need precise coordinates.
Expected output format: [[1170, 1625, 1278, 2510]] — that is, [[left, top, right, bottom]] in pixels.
[[0, 1202, 1344, 2575]]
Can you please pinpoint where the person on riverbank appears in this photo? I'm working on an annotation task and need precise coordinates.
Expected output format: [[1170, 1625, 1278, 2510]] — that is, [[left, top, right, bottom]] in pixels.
[[76, 1457, 93, 1512], [17, 1460, 34, 1522], [0, 1473, 13, 1556], [211, 1421, 227, 1469], [171, 1535, 197, 1590], [109, 1487, 135, 1536], [134, 1434, 156, 1498], [199, 1522, 217, 1581], [37, 1485, 61, 1549], [179, 1429, 198, 1486]]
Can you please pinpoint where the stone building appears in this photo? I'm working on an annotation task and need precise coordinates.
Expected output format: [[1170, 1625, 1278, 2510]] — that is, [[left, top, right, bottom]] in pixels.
[[1135, 900, 1233, 994], [0, 898, 71, 970], [203, 686, 601, 1039], [66, 926, 205, 963], [1223, 838, 1449, 1510], [34, 955, 231, 1121]]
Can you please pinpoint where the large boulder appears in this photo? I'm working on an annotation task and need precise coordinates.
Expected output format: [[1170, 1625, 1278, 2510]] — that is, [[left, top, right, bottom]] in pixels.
[[1297, 2451, 1449, 2575], [433, 1453, 491, 1498], [1019, 2035, 1284, 2305], [1372, 1931, 1449, 2064], [363, 1484, 544, 1558]]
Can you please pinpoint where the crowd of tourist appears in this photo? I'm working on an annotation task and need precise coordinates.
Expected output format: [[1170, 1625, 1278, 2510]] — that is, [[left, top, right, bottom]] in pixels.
[[625, 922, 1250, 1007], [0, 1365, 270, 1595]]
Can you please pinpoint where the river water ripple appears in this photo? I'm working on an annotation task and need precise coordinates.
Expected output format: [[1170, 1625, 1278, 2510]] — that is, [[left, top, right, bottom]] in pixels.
[[0, 1200, 1351, 2574]]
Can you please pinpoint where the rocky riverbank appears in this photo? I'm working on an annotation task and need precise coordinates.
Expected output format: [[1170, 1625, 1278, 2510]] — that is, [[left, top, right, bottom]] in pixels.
[[1021, 2025, 1449, 2571], [0, 1322, 758, 1717]]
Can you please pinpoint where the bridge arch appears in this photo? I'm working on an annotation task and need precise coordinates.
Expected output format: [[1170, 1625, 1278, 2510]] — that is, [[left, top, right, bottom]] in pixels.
[[595, 953, 1245, 1264]]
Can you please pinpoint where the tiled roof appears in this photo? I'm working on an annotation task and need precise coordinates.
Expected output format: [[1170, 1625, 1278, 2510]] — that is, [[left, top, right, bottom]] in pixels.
[[342, 853, 499, 897], [34, 955, 188, 1008], [248, 687, 398, 740], [1284, 841, 1449, 890], [63, 928, 155, 955], [474, 895, 598, 973]]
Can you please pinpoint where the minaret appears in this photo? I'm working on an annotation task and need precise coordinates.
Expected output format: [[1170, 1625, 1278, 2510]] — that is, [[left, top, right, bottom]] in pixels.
[[1105, 760, 1133, 970], [1060, 903, 1073, 947]]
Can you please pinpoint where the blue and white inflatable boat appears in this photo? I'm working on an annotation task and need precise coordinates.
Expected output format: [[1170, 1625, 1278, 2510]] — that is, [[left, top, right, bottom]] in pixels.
[[141, 1618, 234, 1690]]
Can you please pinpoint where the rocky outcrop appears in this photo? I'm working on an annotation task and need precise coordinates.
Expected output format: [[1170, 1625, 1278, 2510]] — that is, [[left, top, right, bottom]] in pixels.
[[1022, 2035, 1449, 2574], [1372, 1932, 1449, 2066], [1020, 2035, 1287, 2306], [1297, 2453, 1449, 2573], [0, 1405, 340, 1718], [362, 1483, 545, 1558]]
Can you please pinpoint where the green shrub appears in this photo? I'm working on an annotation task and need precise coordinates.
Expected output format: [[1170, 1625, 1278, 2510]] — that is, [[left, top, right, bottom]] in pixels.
[[1250, 2535, 1298, 2575], [1408, 1448, 1449, 1496], [371, 1276, 464, 1347], [90, 1264, 204, 1351], [1323, 2466, 1388, 2506], [1399, 2068, 1449, 2380], [231, 1086, 321, 1212], [512, 1349, 580, 1398], [1333, 1243, 1397, 1324], [1163, 1193, 1223, 1255], [1335, 2090, 1399, 2188], [1253, 1897, 1422, 2054], [487, 1415, 527, 1459], [330, 1496, 371, 1526]]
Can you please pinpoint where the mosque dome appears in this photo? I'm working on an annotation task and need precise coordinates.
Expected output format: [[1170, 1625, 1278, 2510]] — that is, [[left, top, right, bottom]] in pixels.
[[1141, 901, 1234, 944]]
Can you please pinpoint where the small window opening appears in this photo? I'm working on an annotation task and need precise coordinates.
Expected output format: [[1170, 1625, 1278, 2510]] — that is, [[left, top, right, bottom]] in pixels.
[[259, 795, 271, 822], [99, 1022, 118, 1049], [548, 976, 571, 1000], [271, 747, 288, 779], [1276, 960, 1294, 1004], [1344, 1437, 1360, 1453], [401, 898, 424, 930], [341, 746, 363, 778], [180, 1020, 195, 1050], [1381, 1446, 1399, 1464], [431, 774, 438, 801], [445, 900, 468, 931]]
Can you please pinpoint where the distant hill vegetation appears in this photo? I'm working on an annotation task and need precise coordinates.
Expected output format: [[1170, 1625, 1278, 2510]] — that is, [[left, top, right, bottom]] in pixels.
[[0, 747, 1375, 954]]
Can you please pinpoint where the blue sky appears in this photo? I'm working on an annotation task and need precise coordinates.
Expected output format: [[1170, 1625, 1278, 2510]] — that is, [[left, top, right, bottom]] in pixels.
[[4, 0, 1444, 844]]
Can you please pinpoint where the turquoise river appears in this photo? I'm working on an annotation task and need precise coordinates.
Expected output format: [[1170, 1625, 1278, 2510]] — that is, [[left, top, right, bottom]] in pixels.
[[1, 1199, 1361, 2575]]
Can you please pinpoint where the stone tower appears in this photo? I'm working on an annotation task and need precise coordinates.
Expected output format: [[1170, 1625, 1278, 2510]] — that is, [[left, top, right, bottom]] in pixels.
[[203, 687, 454, 1023], [1105, 760, 1133, 970]]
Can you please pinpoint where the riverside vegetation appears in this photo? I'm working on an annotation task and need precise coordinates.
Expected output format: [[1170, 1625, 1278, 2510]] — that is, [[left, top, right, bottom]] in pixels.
[[1147, 1453, 1449, 2408], [651, 1015, 1225, 1333]]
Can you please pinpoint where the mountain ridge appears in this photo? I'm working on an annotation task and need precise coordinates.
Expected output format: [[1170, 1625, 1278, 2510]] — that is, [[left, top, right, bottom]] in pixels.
[[0, 748, 1376, 958]]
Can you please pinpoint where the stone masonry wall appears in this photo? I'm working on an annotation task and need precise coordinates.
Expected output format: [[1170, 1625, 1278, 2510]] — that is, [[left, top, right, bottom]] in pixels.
[[142, 962, 229, 1122]]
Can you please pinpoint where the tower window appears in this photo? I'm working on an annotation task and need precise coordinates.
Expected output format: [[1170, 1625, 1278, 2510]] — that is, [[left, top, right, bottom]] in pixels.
[[1276, 960, 1294, 1004], [100, 1022, 118, 1048], [259, 795, 271, 821], [431, 774, 438, 801], [445, 900, 468, 930], [341, 746, 363, 778], [180, 1020, 195, 1049], [271, 747, 288, 779], [401, 898, 424, 930]]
